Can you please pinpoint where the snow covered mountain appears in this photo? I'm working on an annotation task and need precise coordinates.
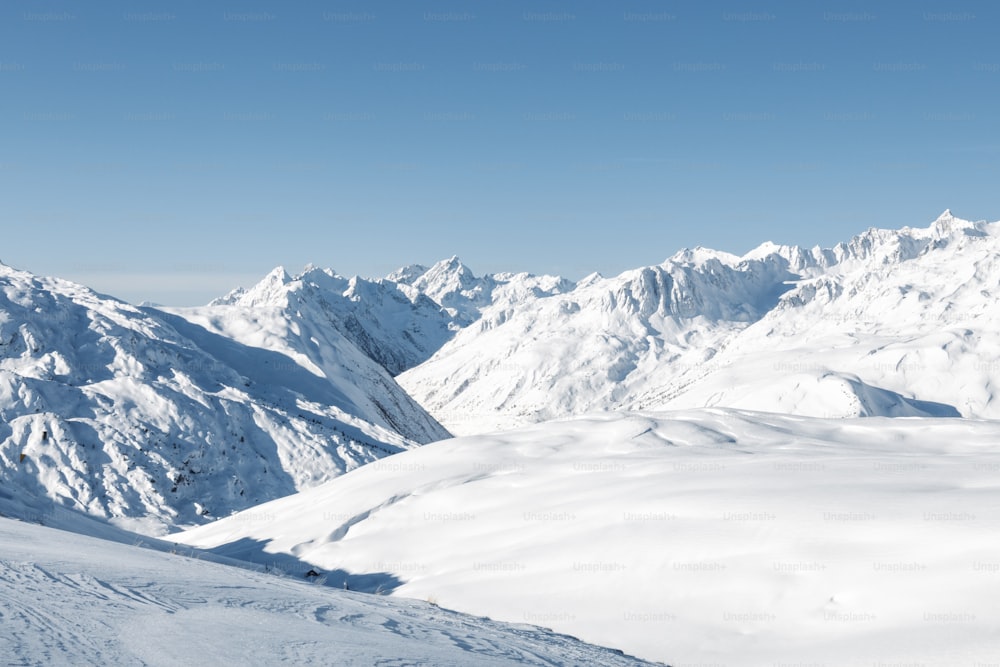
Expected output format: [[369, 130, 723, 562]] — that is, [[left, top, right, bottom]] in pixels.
[[212, 260, 572, 376], [0, 263, 446, 534], [388, 256, 575, 327], [210, 265, 454, 376], [643, 210, 1000, 417], [176, 409, 1000, 666], [0, 517, 654, 666], [7, 211, 1000, 665], [399, 211, 1000, 434]]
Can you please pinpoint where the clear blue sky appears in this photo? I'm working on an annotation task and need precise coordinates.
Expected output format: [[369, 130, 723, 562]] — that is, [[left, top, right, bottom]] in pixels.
[[2, 1, 997, 304]]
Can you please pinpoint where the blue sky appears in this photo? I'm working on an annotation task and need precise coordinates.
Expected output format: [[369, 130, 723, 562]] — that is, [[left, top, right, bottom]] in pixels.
[[2, 1, 997, 304]]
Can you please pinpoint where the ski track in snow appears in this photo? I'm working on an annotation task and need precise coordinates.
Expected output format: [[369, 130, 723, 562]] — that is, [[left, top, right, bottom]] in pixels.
[[0, 518, 656, 666]]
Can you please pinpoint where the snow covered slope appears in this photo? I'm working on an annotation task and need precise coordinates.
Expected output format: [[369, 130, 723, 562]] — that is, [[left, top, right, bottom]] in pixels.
[[399, 211, 1000, 434], [0, 263, 445, 534], [644, 211, 1000, 417], [0, 517, 654, 666], [212, 265, 456, 376], [158, 302, 449, 445], [176, 410, 1000, 666]]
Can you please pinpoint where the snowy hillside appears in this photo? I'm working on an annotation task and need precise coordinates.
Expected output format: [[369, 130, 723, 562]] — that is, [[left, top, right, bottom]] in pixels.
[[399, 211, 1000, 434], [0, 263, 445, 534], [176, 409, 1000, 666], [158, 300, 449, 445], [212, 265, 455, 376], [0, 517, 654, 666], [644, 210, 1000, 417]]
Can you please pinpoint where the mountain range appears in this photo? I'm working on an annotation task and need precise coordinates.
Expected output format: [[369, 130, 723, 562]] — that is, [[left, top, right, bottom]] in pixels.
[[0, 263, 446, 533], [3, 210, 998, 530], [398, 210, 999, 433]]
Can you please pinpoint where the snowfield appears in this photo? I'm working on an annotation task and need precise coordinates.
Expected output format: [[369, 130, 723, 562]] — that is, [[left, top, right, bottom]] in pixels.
[[0, 517, 654, 666], [177, 410, 1000, 666]]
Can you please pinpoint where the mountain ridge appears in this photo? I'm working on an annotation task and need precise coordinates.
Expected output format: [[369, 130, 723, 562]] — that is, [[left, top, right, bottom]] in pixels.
[[0, 263, 447, 534], [396, 211, 1000, 433]]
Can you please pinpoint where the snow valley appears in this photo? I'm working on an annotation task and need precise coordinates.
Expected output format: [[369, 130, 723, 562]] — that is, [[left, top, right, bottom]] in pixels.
[[3, 211, 1000, 665]]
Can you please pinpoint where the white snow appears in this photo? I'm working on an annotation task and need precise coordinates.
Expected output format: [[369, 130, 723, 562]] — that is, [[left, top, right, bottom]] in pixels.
[[175, 409, 1000, 666], [5, 210, 1000, 666], [210, 264, 456, 376], [0, 263, 445, 534], [0, 516, 653, 666], [398, 212, 1000, 434], [387, 256, 575, 327]]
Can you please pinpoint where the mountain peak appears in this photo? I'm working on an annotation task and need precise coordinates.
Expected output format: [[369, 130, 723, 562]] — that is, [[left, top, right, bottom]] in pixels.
[[421, 257, 477, 285], [668, 246, 742, 267], [435, 255, 468, 272], [387, 263, 430, 285], [264, 265, 292, 284], [741, 240, 785, 261], [925, 208, 985, 241]]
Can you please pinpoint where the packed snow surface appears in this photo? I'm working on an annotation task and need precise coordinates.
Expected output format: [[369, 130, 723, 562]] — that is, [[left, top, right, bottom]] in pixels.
[[0, 517, 654, 666], [178, 409, 1000, 666]]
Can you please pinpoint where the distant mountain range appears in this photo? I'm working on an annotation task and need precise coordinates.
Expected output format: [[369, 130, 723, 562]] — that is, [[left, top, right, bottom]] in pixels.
[[398, 210, 1000, 432]]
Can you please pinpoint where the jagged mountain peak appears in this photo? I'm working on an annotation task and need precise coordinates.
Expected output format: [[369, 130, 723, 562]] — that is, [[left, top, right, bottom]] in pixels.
[[400, 258, 519, 326], [385, 263, 430, 285], [925, 209, 986, 239], [415, 255, 479, 288], [263, 264, 292, 285], [668, 245, 744, 267], [205, 262, 455, 376], [741, 240, 784, 258]]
